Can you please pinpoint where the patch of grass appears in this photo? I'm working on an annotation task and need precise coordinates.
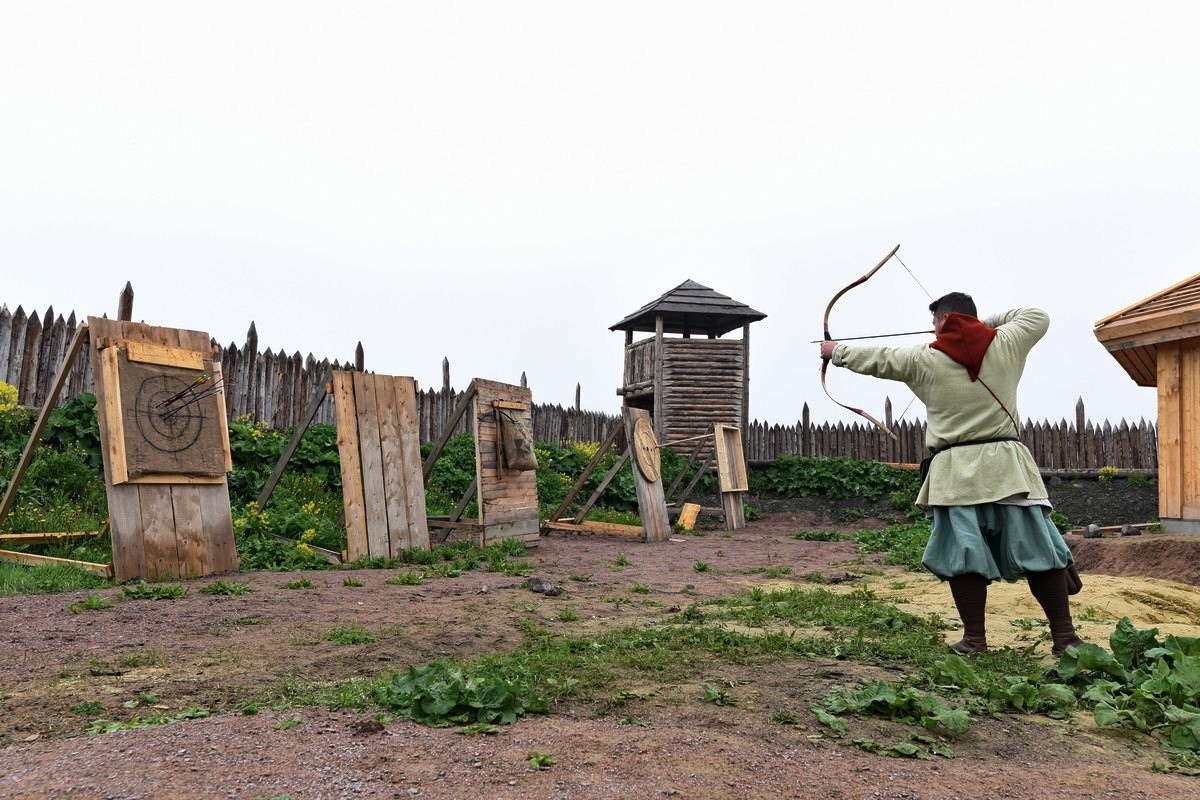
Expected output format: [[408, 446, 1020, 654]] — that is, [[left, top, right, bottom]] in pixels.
[[343, 555, 398, 570], [86, 707, 210, 735], [631, 582, 653, 594], [201, 579, 253, 596], [385, 570, 425, 586], [342, 577, 364, 587], [279, 578, 314, 590], [527, 749, 557, 770], [67, 593, 114, 613], [71, 700, 104, 716], [693, 560, 711, 573], [0, 562, 110, 596], [324, 625, 377, 645], [236, 616, 266, 625], [557, 608, 578, 622], [853, 522, 932, 571], [791, 529, 844, 542], [274, 717, 302, 731], [120, 582, 188, 600], [700, 684, 739, 706]]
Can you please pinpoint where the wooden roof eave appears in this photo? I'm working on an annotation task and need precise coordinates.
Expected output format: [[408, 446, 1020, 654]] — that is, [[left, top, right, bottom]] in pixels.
[[1094, 306, 1200, 345], [1094, 272, 1200, 328]]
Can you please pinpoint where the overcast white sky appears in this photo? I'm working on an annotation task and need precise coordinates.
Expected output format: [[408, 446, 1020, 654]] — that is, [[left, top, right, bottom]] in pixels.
[[3, 2, 1197, 430]]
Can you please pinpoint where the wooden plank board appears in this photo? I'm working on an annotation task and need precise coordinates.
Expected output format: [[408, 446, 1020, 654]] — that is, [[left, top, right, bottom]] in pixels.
[[624, 407, 672, 542], [714, 424, 748, 492], [0, 531, 103, 544], [126, 473, 226, 485], [353, 373, 390, 558], [199, 482, 240, 573], [375, 375, 408, 555], [209, 361, 234, 473], [99, 344, 129, 485], [139, 485, 180, 580], [125, 341, 205, 370], [332, 371, 369, 559], [1184, 341, 1200, 516], [0, 548, 112, 577], [542, 521, 646, 538], [1158, 341, 1183, 519], [171, 485, 208, 578], [393, 376, 430, 551]]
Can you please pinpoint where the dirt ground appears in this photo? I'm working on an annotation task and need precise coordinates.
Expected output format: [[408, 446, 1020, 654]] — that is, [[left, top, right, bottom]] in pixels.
[[2, 511, 1199, 800]]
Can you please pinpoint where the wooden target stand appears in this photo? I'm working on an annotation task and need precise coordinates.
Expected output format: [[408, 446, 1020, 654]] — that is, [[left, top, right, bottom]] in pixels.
[[0, 317, 241, 581], [542, 407, 672, 542], [659, 423, 749, 531], [421, 379, 541, 547], [257, 370, 430, 562]]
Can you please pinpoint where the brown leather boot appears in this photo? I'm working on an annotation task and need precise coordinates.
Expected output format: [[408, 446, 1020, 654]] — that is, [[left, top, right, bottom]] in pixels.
[[947, 574, 989, 654], [1027, 568, 1084, 655]]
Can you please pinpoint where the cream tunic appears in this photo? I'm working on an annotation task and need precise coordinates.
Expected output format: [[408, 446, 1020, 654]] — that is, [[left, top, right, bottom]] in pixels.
[[833, 308, 1050, 509]]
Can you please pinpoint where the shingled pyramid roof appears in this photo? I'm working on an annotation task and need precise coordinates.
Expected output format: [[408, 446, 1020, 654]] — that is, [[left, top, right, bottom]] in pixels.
[[1094, 272, 1200, 386], [609, 279, 766, 337]]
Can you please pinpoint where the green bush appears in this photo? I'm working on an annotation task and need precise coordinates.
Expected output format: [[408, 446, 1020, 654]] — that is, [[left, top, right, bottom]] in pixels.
[[750, 455, 919, 501]]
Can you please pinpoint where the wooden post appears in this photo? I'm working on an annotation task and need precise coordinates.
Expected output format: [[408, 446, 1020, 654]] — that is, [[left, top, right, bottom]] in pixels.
[[355, 342, 364, 372], [117, 282, 134, 322]]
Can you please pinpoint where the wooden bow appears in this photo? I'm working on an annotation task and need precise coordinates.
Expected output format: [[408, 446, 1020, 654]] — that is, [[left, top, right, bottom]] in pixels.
[[821, 244, 902, 440]]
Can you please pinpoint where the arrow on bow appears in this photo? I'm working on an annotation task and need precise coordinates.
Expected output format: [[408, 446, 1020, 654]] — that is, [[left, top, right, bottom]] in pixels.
[[821, 244, 905, 440]]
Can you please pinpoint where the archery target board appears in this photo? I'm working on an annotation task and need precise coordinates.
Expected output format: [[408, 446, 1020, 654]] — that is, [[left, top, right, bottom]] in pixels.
[[99, 342, 232, 484]]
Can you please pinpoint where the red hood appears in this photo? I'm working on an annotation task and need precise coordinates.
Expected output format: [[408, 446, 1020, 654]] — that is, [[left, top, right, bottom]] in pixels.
[[930, 312, 996, 381]]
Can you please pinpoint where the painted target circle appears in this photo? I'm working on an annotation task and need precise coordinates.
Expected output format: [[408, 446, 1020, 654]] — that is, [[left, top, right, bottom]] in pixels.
[[134, 375, 206, 453]]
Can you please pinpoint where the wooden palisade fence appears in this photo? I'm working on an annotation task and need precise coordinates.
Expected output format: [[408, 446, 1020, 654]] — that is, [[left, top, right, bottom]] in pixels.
[[1, 301, 1157, 472]]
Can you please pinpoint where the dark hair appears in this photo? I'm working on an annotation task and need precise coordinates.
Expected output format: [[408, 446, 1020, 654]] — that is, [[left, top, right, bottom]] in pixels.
[[929, 292, 977, 318]]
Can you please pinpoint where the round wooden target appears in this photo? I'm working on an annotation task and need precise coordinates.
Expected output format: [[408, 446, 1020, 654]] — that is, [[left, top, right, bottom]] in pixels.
[[632, 417, 661, 483]]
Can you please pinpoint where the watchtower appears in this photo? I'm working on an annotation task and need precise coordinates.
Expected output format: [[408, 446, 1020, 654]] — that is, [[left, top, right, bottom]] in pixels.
[[611, 280, 766, 445]]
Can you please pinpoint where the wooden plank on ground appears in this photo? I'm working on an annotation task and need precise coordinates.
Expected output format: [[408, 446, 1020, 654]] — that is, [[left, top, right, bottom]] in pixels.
[[0, 549, 112, 577], [332, 372, 369, 559], [542, 521, 647, 538], [0, 531, 103, 544]]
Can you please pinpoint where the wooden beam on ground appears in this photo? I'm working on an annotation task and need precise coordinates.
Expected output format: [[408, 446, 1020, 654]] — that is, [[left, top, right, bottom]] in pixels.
[[0, 548, 113, 577], [0, 324, 89, 529], [542, 521, 646, 538], [0, 531, 103, 545]]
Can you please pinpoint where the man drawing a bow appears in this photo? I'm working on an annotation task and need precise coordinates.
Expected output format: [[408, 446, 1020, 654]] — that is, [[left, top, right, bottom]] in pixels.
[[819, 292, 1083, 656]]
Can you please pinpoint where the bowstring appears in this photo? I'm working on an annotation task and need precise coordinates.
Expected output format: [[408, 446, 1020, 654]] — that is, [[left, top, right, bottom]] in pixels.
[[891, 253, 933, 428]]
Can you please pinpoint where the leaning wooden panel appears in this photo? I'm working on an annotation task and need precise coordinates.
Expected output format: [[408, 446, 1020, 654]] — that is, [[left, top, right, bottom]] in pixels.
[[472, 379, 540, 544], [88, 316, 236, 582], [623, 407, 671, 542], [353, 372, 391, 558], [390, 376, 430, 551], [334, 371, 430, 559], [332, 372, 369, 558]]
